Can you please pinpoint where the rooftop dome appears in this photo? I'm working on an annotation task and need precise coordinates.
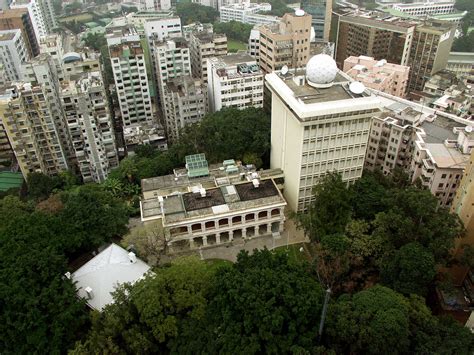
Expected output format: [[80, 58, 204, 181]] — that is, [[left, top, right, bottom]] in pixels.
[[306, 54, 338, 88], [62, 52, 81, 64]]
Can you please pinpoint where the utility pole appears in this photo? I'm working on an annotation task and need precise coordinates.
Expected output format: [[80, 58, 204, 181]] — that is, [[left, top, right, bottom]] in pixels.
[[318, 287, 331, 341]]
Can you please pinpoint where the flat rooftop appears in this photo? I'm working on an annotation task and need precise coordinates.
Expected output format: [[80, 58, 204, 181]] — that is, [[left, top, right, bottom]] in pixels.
[[141, 160, 283, 194], [152, 179, 285, 224], [0, 30, 17, 41], [212, 53, 256, 67], [420, 116, 464, 143], [425, 143, 469, 169]]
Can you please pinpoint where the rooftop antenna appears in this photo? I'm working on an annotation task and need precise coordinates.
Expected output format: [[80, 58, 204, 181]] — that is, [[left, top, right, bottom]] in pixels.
[[281, 65, 289, 75]]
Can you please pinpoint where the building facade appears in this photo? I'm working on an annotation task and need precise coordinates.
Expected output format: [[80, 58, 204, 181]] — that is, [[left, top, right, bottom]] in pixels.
[[410, 122, 472, 207], [162, 76, 208, 142], [140, 155, 286, 252], [0, 8, 39, 57], [343, 55, 410, 98], [207, 53, 263, 112], [391, 1, 455, 17], [446, 52, 474, 83], [300, 0, 332, 41], [144, 17, 182, 42], [0, 29, 29, 81], [107, 26, 155, 130], [258, 11, 312, 73], [219, 3, 276, 25], [0, 82, 69, 176], [334, 10, 416, 69], [407, 20, 455, 93], [10, 0, 57, 39], [266, 54, 382, 211], [60, 72, 119, 183], [190, 31, 227, 82]]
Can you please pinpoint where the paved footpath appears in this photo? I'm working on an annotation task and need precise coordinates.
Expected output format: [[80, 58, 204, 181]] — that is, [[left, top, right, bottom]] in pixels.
[[199, 219, 309, 262]]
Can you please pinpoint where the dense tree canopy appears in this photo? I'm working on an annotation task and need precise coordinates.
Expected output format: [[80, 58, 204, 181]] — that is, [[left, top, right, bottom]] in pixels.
[[213, 21, 253, 43], [0, 211, 87, 353], [0, 183, 130, 353], [294, 171, 464, 295], [71, 257, 222, 354], [176, 3, 218, 25], [381, 242, 436, 296], [295, 172, 353, 242], [200, 249, 324, 354], [325, 285, 474, 354]]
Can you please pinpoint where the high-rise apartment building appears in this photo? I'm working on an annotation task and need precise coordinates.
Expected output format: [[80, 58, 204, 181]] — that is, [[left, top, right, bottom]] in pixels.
[[59, 72, 119, 183], [190, 31, 227, 82], [0, 82, 69, 176], [22, 54, 74, 161], [207, 53, 263, 112], [300, 0, 332, 41], [266, 54, 382, 211], [0, 29, 29, 81], [151, 37, 191, 100], [258, 11, 312, 73], [107, 26, 154, 129], [407, 20, 455, 92], [365, 103, 421, 175], [162, 76, 207, 142], [334, 10, 416, 69], [343, 55, 410, 98], [0, 8, 38, 56], [10, 0, 57, 39]]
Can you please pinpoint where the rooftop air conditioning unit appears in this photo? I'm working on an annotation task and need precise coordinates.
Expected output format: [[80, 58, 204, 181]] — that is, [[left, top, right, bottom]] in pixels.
[[85, 286, 94, 299], [128, 252, 137, 263]]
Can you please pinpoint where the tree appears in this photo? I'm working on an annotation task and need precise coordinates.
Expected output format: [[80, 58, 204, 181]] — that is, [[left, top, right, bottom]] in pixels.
[[189, 249, 325, 354], [0, 212, 87, 353], [349, 171, 389, 220], [58, 186, 129, 253], [325, 285, 411, 354], [381, 242, 436, 296], [121, 221, 167, 265], [72, 257, 219, 354], [176, 3, 218, 25], [372, 187, 464, 263], [27, 172, 62, 201], [82, 33, 107, 51], [295, 172, 352, 242], [213, 21, 253, 43]]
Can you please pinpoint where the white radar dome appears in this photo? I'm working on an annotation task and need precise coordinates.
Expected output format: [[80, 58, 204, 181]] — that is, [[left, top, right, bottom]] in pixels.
[[306, 54, 338, 88]]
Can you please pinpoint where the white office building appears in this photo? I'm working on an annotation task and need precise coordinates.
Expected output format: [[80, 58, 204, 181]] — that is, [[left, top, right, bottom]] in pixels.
[[207, 53, 264, 112], [139, 0, 171, 11], [144, 17, 182, 42], [0, 29, 29, 81], [391, 1, 455, 17], [266, 54, 383, 211], [219, 3, 277, 25]]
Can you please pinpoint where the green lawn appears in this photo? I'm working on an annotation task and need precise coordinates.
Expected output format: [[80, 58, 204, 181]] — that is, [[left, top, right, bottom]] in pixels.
[[227, 39, 247, 53], [273, 243, 312, 265]]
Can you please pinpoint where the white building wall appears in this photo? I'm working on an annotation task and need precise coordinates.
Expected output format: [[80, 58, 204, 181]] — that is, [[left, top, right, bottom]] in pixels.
[[144, 18, 182, 42], [0, 29, 29, 81]]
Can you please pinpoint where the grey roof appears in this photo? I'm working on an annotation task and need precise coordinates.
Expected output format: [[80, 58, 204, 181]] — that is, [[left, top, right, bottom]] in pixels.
[[420, 116, 465, 143]]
